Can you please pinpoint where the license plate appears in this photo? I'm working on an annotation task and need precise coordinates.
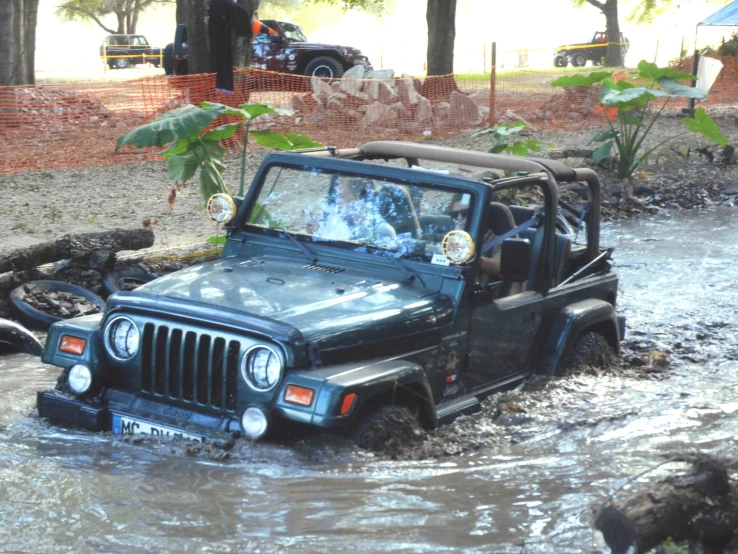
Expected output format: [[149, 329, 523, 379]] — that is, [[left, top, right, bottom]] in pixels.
[[112, 414, 206, 443]]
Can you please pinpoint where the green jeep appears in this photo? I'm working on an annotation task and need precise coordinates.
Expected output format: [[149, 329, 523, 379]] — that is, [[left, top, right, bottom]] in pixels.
[[37, 141, 624, 447]]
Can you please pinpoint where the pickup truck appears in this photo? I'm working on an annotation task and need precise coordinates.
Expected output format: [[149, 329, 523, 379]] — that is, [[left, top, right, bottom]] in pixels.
[[164, 21, 371, 78], [100, 34, 163, 70]]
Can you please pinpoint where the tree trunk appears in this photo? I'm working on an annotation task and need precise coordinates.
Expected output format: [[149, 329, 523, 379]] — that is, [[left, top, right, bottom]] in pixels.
[[130, 0, 140, 34], [233, 0, 259, 69], [426, 0, 456, 76], [185, 0, 211, 74], [176, 0, 186, 24], [23, 0, 38, 85], [603, 0, 623, 66], [12, 0, 27, 85], [0, 229, 155, 275], [0, 0, 14, 86], [115, 11, 125, 33]]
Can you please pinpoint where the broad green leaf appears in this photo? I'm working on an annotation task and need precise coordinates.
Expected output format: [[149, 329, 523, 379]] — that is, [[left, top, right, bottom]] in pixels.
[[619, 112, 645, 127], [200, 162, 229, 199], [590, 130, 618, 143], [162, 136, 195, 157], [684, 107, 729, 146], [602, 78, 634, 91], [525, 139, 542, 153], [250, 130, 295, 150], [511, 142, 528, 156], [207, 235, 227, 245], [115, 104, 223, 151], [600, 86, 669, 106], [240, 103, 293, 119], [637, 60, 694, 82], [592, 141, 614, 164], [472, 127, 496, 138], [489, 144, 507, 154], [283, 132, 324, 150], [657, 78, 706, 99], [167, 151, 200, 182], [201, 101, 248, 119], [551, 71, 612, 88], [202, 123, 239, 143]]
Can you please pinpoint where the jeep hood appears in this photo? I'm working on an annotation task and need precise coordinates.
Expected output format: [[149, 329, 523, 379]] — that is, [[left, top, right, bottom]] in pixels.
[[115, 257, 451, 352], [290, 41, 363, 55]]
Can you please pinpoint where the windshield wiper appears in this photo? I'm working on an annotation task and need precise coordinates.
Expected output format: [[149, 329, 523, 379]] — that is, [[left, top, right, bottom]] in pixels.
[[373, 248, 425, 287], [274, 229, 316, 264]]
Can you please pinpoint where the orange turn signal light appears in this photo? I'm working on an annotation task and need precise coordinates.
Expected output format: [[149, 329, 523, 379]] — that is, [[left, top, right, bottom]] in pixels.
[[340, 393, 356, 416], [60, 335, 87, 355], [284, 385, 315, 407]]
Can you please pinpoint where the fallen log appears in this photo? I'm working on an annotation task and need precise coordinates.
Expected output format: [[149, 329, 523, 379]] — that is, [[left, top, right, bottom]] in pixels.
[[0, 228, 154, 275], [595, 457, 738, 553]]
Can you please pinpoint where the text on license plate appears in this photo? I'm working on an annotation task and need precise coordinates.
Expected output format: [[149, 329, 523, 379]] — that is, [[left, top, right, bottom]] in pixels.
[[112, 415, 205, 443]]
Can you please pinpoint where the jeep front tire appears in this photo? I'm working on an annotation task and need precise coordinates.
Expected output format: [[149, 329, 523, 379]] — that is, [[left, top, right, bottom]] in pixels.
[[352, 405, 423, 452], [305, 56, 344, 79], [561, 331, 614, 375]]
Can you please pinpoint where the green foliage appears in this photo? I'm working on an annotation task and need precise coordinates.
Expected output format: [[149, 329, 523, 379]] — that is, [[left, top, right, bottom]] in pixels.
[[553, 60, 729, 179], [473, 122, 550, 157], [207, 235, 227, 245], [117, 102, 323, 203]]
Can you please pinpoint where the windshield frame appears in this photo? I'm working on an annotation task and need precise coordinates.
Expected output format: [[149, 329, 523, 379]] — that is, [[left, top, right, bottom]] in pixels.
[[237, 154, 489, 264]]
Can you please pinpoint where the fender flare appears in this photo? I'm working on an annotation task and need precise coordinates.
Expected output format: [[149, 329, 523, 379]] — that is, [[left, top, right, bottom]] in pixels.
[[538, 299, 620, 376], [292, 358, 437, 430]]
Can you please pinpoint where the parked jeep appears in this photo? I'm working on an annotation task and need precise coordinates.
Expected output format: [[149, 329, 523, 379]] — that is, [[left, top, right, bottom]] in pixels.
[[100, 34, 163, 70], [37, 141, 624, 448], [553, 31, 630, 67], [165, 21, 371, 78]]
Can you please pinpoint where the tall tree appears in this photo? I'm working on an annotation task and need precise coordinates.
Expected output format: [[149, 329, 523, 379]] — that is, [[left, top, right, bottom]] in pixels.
[[426, 0, 456, 75], [572, 0, 624, 66], [56, 0, 164, 34]]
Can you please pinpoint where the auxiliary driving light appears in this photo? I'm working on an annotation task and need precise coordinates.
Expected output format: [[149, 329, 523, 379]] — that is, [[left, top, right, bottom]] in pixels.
[[68, 364, 92, 395], [442, 230, 475, 264], [241, 407, 269, 440], [206, 193, 237, 224]]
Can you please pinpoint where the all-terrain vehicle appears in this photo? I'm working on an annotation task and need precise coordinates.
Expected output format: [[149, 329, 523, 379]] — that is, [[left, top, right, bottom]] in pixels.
[[37, 141, 624, 448], [165, 21, 371, 78], [553, 31, 630, 67], [99, 34, 163, 70]]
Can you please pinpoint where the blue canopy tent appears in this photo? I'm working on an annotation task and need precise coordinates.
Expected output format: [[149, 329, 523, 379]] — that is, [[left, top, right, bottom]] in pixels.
[[699, 0, 738, 26]]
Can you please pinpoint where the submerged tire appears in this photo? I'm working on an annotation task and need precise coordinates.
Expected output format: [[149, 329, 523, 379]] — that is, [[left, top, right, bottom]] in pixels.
[[102, 266, 159, 296], [0, 317, 44, 356], [352, 405, 424, 453], [9, 280, 106, 331], [561, 331, 614, 375]]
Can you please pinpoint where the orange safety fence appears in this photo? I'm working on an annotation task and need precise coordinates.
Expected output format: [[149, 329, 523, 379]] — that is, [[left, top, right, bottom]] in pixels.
[[0, 64, 733, 175]]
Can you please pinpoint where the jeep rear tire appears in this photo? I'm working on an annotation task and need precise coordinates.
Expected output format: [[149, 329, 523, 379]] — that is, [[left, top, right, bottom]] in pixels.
[[554, 55, 568, 68], [115, 57, 130, 69], [305, 56, 344, 79], [561, 331, 614, 375], [571, 53, 587, 67], [352, 405, 423, 453]]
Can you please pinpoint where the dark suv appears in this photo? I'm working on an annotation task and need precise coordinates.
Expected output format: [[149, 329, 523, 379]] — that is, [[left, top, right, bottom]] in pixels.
[[553, 31, 630, 67], [165, 21, 370, 78], [37, 141, 624, 448], [100, 34, 163, 70]]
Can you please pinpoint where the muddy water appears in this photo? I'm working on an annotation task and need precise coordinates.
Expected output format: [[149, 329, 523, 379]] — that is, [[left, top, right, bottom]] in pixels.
[[1, 208, 737, 553]]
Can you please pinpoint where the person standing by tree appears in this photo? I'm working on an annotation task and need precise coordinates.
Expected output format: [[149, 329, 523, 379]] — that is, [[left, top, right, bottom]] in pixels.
[[208, 0, 253, 94]]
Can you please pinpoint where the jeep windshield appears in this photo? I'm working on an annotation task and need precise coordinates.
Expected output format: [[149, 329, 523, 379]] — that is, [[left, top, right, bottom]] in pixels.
[[246, 165, 472, 262], [279, 22, 308, 42]]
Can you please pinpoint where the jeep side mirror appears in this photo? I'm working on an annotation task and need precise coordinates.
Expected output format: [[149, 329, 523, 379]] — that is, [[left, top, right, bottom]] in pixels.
[[500, 238, 531, 281]]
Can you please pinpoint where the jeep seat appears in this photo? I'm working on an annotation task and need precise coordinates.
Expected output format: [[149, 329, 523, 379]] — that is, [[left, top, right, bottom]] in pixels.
[[377, 185, 422, 238]]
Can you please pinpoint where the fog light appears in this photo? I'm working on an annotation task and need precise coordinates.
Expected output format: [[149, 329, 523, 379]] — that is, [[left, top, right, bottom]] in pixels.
[[240, 407, 268, 440], [68, 364, 92, 395]]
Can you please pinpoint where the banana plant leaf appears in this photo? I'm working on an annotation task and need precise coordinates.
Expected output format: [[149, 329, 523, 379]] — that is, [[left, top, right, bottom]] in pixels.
[[551, 72, 612, 88], [684, 107, 729, 146]]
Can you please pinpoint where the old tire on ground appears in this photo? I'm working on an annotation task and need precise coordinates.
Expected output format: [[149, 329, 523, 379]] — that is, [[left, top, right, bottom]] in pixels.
[[570, 53, 587, 67], [102, 266, 159, 296], [163, 43, 174, 75], [0, 318, 44, 356], [305, 56, 344, 79], [9, 280, 106, 331], [554, 55, 568, 68], [114, 57, 130, 69], [561, 331, 613, 376], [352, 404, 423, 452]]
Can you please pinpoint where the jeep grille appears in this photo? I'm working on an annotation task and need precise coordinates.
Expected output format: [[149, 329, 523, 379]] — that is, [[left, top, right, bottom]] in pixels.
[[304, 263, 344, 273], [140, 323, 239, 412]]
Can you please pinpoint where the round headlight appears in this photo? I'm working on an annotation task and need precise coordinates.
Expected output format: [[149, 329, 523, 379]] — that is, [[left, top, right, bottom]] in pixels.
[[206, 193, 237, 224], [442, 230, 476, 264], [241, 345, 283, 391], [241, 406, 269, 440], [105, 316, 140, 360], [68, 364, 92, 395]]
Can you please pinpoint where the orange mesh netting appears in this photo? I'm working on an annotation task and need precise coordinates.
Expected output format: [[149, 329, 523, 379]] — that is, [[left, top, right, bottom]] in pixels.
[[0, 64, 732, 175]]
